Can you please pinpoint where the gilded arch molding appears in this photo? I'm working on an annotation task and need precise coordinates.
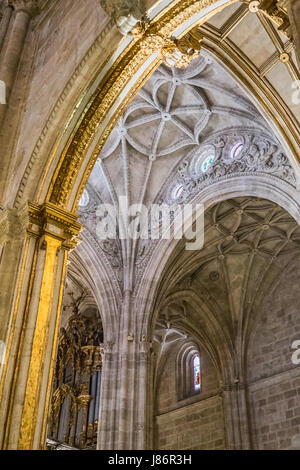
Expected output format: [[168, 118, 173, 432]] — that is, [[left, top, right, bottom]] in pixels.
[[43, 0, 240, 210], [14, 0, 299, 213]]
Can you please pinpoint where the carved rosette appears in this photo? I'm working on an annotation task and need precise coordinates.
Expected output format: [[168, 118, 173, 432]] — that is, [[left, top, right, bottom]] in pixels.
[[130, 22, 203, 68]]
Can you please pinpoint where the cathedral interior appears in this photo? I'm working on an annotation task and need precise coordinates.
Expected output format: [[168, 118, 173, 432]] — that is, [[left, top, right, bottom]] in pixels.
[[0, 0, 300, 451]]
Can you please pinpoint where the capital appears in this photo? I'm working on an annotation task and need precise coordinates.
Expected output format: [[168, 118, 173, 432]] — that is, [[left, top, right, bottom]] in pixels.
[[28, 201, 82, 250], [9, 0, 41, 16], [258, 0, 290, 34]]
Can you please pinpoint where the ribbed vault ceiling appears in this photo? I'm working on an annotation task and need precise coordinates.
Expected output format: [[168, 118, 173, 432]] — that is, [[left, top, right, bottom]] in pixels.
[[66, 1, 300, 355], [154, 196, 300, 381], [75, 49, 297, 294]]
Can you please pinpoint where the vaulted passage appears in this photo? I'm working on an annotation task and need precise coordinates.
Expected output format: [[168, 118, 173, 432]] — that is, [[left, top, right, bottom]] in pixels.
[[50, 52, 300, 449], [153, 197, 300, 450]]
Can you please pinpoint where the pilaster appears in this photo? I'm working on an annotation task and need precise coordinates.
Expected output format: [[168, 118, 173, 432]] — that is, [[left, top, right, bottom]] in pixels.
[[0, 202, 81, 449]]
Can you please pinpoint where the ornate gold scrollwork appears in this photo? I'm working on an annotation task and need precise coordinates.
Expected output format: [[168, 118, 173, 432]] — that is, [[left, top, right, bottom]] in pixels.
[[48, 307, 102, 449], [258, 0, 290, 33], [28, 202, 82, 250]]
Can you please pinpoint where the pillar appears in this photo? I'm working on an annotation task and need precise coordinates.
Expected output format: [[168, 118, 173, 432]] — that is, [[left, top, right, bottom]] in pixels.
[[0, 2, 13, 53], [287, 0, 300, 68], [0, 202, 81, 449], [97, 335, 150, 450], [0, 1, 40, 125]]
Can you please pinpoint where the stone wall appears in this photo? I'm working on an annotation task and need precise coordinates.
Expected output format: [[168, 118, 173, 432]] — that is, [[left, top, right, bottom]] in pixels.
[[155, 396, 225, 450], [249, 370, 300, 450], [10, 0, 111, 200], [247, 261, 300, 449], [154, 260, 300, 450], [155, 343, 225, 449]]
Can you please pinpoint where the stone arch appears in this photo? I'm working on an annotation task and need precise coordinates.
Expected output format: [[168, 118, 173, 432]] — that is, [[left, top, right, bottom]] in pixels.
[[176, 341, 201, 400], [11, 0, 299, 214], [1, 0, 299, 450], [137, 175, 300, 345]]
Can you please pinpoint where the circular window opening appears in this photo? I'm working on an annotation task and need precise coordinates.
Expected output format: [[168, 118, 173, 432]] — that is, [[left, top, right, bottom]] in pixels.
[[201, 155, 215, 173], [231, 142, 244, 159], [191, 146, 216, 176], [78, 189, 89, 208], [172, 184, 184, 200]]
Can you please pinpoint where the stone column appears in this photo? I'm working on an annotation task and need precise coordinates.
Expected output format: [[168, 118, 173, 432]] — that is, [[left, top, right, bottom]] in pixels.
[[0, 0, 39, 125], [222, 380, 252, 449], [97, 341, 118, 449], [97, 287, 151, 450], [0, 2, 13, 53], [0, 202, 81, 450], [99, 0, 145, 35], [287, 0, 300, 68]]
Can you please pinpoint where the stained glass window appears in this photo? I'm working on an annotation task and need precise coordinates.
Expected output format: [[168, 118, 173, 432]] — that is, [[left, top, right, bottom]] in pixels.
[[201, 155, 214, 172], [173, 184, 184, 200], [231, 143, 243, 159], [193, 355, 201, 391]]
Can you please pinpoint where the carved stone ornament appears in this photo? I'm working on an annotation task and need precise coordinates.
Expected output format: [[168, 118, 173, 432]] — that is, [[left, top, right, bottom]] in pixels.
[[158, 130, 296, 207], [161, 30, 203, 68], [99, 0, 202, 66], [100, 0, 146, 35], [258, 0, 290, 33]]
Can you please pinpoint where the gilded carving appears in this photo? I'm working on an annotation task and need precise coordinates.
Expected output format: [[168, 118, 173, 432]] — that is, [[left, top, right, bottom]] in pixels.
[[28, 202, 82, 249], [47, 0, 220, 209], [48, 307, 102, 449], [100, 0, 146, 35], [258, 0, 290, 33]]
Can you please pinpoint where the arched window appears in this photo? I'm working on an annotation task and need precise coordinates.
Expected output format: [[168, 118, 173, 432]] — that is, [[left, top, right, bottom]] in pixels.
[[193, 355, 201, 391], [176, 342, 202, 400]]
